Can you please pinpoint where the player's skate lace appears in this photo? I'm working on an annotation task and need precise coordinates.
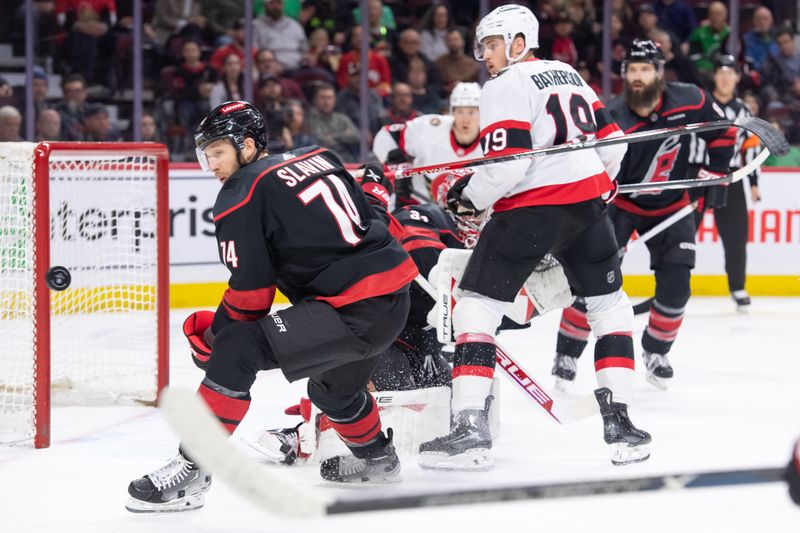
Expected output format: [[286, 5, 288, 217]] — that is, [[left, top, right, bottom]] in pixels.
[[147, 455, 194, 491]]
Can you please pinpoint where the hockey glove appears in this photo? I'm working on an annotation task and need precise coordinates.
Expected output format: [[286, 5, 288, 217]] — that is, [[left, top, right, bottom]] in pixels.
[[183, 310, 215, 370], [697, 168, 728, 210], [446, 174, 482, 217], [359, 163, 394, 208]]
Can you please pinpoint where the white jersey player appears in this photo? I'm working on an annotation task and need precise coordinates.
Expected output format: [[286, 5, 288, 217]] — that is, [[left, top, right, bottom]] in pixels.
[[418, 4, 652, 471], [372, 82, 483, 205]]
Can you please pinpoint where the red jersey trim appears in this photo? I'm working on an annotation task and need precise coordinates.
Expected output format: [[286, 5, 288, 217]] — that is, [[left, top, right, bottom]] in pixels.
[[452, 365, 495, 378], [596, 123, 622, 140], [480, 120, 531, 139], [662, 89, 705, 116], [449, 130, 481, 156], [493, 171, 613, 212], [402, 225, 441, 242], [613, 191, 690, 217], [315, 256, 418, 308], [213, 147, 328, 221], [222, 286, 276, 321]]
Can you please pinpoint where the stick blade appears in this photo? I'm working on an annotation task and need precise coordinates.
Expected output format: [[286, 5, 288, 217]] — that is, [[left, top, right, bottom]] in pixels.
[[159, 386, 330, 518], [734, 116, 790, 156]]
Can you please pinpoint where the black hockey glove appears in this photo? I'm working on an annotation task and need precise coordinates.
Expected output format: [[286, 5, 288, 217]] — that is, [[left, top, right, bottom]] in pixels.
[[446, 174, 482, 217], [698, 168, 728, 210], [359, 163, 394, 207]]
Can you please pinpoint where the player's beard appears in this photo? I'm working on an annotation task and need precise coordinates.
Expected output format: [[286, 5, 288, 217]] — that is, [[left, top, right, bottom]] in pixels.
[[624, 77, 664, 111]]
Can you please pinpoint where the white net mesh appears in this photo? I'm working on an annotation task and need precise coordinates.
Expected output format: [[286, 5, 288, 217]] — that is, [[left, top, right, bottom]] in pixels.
[[0, 143, 163, 445]]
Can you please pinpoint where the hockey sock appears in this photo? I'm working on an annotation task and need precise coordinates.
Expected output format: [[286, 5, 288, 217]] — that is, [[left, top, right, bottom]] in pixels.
[[557, 302, 590, 358], [198, 378, 251, 434], [327, 392, 384, 457], [594, 333, 635, 405], [451, 333, 495, 413], [642, 300, 685, 355]]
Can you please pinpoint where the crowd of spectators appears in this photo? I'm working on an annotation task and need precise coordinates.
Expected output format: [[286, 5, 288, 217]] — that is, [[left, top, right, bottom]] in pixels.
[[2, 1, 800, 163]]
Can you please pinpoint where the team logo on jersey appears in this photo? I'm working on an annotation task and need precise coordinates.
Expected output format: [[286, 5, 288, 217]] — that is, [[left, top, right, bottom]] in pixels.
[[634, 136, 681, 197], [430, 117, 441, 126]]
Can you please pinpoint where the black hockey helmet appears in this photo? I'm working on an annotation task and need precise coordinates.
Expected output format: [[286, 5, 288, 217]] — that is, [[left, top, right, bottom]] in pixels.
[[194, 101, 267, 169], [622, 39, 665, 75], [713, 53, 739, 73]]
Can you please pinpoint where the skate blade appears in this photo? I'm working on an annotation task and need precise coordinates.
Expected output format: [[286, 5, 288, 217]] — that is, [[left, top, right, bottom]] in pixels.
[[553, 376, 575, 392], [646, 373, 671, 390], [735, 305, 750, 315], [418, 449, 494, 472], [322, 463, 402, 484], [609, 442, 651, 466], [242, 436, 300, 466], [125, 494, 205, 513]]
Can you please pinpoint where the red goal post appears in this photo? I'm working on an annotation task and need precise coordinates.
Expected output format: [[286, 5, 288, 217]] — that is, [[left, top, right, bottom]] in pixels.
[[0, 142, 170, 448]]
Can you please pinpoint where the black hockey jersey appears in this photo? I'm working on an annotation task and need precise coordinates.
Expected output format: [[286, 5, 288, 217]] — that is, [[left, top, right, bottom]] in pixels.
[[608, 82, 736, 215], [210, 146, 418, 332]]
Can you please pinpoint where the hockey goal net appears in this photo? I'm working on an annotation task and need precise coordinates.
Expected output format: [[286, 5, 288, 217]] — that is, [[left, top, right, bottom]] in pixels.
[[0, 142, 169, 448]]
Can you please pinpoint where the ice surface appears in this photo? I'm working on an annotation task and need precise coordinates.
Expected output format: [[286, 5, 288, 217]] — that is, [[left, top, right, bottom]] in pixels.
[[2, 298, 798, 532]]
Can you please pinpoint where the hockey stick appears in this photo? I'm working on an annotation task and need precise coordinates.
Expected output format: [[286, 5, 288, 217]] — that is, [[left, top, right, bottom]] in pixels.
[[162, 387, 786, 517], [617, 200, 699, 258], [415, 275, 597, 424], [617, 148, 770, 194], [382, 117, 786, 180]]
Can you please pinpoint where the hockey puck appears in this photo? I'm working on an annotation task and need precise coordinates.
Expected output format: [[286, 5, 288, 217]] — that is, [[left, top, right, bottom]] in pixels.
[[45, 266, 71, 291]]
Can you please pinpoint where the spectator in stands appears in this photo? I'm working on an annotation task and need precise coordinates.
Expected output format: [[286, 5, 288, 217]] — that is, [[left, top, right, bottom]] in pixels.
[[392, 29, 442, 98], [337, 25, 392, 97], [419, 3, 452, 62], [407, 57, 441, 114], [209, 18, 253, 73], [82, 103, 121, 141], [170, 39, 214, 154], [380, 82, 419, 126], [651, 29, 697, 84], [611, 0, 635, 33], [200, 0, 243, 44], [654, 0, 697, 46], [209, 53, 244, 108], [335, 62, 383, 134], [255, 48, 306, 101], [285, 99, 316, 149], [761, 29, 800, 103], [140, 113, 162, 142], [0, 76, 12, 99], [0, 105, 23, 142], [57, 0, 117, 85], [305, 82, 360, 162], [352, 0, 395, 55], [743, 7, 777, 71], [576, 60, 601, 95], [688, 1, 731, 77], [257, 74, 285, 114], [551, 12, 578, 68], [435, 29, 479, 93], [56, 73, 89, 141], [32, 67, 52, 120], [36, 108, 62, 141], [150, 0, 205, 46], [306, 28, 340, 74], [253, 0, 308, 71], [636, 4, 659, 40]]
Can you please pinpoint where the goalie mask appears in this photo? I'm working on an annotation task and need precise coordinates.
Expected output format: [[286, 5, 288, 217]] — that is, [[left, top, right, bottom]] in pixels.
[[430, 173, 488, 249], [195, 100, 268, 171]]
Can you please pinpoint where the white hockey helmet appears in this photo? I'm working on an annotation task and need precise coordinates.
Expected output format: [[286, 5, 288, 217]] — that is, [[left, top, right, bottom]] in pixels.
[[474, 4, 539, 64], [449, 82, 481, 110]]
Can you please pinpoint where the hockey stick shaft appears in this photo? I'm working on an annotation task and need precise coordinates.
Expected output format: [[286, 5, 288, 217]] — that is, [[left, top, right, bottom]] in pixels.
[[414, 275, 596, 424], [616, 148, 769, 194], [618, 201, 699, 258], [387, 117, 785, 180], [325, 466, 786, 514]]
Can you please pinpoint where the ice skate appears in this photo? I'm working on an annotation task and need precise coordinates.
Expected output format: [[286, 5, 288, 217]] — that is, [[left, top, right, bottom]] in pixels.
[[319, 428, 401, 483], [642, 350, 673, 389], [126, 452, 212, 513], [552, 353, 578, 391], [247, 423, 304, 466], [731, 290, 751, 313], [594, 388, 651, 465], [418, 397, 494, 471]]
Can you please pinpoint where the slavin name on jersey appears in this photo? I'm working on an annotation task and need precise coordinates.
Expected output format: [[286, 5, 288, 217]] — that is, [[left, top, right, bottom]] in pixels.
[[275, 155, 336, 187]]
